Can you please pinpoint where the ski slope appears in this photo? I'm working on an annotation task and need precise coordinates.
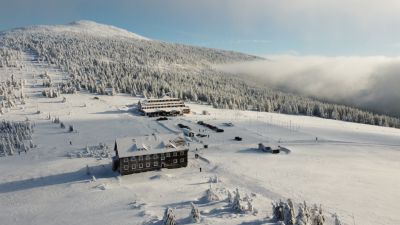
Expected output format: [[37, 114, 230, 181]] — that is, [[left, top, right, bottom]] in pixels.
[[0, 53, 399, 225]]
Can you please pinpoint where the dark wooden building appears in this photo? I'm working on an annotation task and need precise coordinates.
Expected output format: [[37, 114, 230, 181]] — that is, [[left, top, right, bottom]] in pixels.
[[112, 134, 189, 175]]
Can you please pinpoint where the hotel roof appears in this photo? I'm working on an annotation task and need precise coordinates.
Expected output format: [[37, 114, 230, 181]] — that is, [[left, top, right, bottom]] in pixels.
[[116, 134, 188, 157]]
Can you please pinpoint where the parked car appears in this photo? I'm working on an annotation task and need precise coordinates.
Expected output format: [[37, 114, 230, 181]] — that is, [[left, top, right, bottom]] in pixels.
[[156, 117, 168, 121], [177, 123, 190, 129], [234, 136, 242, 141]]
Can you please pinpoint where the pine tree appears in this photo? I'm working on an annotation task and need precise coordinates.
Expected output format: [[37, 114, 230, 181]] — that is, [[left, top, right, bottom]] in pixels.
[[283, 199, 295, 225], [232, 188, 244, 213], [206, 185, 220, 202], [311, 205, 325, 225], [163, 207, 177, 225], [190, 202, 200, 223], [295, 203, 311, 225], [333, 213, 342, 225]]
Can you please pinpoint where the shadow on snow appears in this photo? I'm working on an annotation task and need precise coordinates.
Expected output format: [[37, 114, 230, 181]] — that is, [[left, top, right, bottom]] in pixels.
[[0, 163, 117, 194]]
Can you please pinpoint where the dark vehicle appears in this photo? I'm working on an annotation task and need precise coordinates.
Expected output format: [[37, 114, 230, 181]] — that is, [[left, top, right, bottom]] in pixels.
[[198, 121, 224, 133], [177, 123, 190, 129], [196, 133, 207, 137], [204, 144, 208, 149], [234, 136, 242, 141], [156, 117, 168, 121]]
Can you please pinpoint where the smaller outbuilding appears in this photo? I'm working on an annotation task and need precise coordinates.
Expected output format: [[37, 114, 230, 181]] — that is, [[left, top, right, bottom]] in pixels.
[[258, 143, 280, 154]]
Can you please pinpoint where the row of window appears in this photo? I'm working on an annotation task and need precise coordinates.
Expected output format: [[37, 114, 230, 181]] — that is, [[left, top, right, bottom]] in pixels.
[[141, 104, 186, 110], [123, 158, 185, 170], [123, 151, 185, 162]]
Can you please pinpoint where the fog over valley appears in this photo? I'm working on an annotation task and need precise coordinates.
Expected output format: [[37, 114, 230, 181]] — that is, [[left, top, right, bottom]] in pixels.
[[217, 55, 400, 117]]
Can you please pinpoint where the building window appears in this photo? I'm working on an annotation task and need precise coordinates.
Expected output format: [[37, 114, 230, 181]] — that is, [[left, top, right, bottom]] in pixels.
[[166, 153, 170, 157], [161, 155, 165, 160], [131, 157, 136, 162], [173, 159, 178, 164], [139, 163, 143, 168], [180, 151, 185, 156], [146, 162, 150, 168], [153, 154, 158, 159], [180, 158, 184, 163], [139, 156, 143, 161], [154, 161, 158, 166], [173, 152, 177, 157], [124, 165, 129, 170], [132, 164, 136, 169], [146, 155, 150, 160], [124, 158, 128, 162]]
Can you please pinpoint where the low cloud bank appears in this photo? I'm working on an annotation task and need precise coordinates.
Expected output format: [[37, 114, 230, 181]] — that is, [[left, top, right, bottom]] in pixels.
[[216, 55, 400, 117]]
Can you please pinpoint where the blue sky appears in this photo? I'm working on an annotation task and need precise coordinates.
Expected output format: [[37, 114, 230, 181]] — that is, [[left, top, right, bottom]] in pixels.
[[2, 0, 400, 56]]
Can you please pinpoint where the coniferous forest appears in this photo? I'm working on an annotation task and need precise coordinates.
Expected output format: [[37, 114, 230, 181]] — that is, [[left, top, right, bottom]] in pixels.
[[1, 24, 399, 128]]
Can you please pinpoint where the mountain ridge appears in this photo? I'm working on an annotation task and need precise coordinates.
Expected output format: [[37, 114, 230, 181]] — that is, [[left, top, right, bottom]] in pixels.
[[1, 20, 150, 41]]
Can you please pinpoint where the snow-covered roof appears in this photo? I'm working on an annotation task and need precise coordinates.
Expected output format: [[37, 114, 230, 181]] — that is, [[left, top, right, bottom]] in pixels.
[[116, 134, 187, 157], [141, 107, 188, 113], [144, 96, 182, 102], [259, 143, 280, 150]]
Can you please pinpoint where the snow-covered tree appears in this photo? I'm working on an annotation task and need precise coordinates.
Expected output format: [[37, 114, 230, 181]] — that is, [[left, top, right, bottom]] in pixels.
[[206, 185, 220, 202], [333, 213, 342, 225], [190, 202, 200, 223], [310, 205, 325, 225], [227, 190, 233, 204], [163, 207, 177, 225], [283, 199, 295, 225], [232, 188, 245, 213], [247, 199, 254, 213], [272, 200, 285, 221], [295, 202, 311, 225]]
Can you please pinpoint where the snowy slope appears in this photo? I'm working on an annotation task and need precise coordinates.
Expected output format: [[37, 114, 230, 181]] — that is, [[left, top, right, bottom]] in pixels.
[[4, 20, 149, 40], [0, 52, 399, 225]]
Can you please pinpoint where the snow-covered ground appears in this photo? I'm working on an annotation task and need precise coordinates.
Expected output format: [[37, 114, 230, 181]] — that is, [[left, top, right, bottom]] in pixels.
[[0, 53, 400, 225]]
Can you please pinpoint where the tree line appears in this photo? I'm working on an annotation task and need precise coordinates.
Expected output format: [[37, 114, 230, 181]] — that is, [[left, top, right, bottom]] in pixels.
[[1, 28, 399, 128]]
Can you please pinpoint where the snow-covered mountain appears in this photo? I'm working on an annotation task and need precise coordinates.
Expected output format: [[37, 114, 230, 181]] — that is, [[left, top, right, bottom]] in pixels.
[[0, 21, 399, 128], [0, 21, 400, 225], [3, 20, 149, 40]]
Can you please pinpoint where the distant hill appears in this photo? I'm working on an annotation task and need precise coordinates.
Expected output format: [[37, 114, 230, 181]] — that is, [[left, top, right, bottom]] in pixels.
[[0, 20, 399, 128]]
